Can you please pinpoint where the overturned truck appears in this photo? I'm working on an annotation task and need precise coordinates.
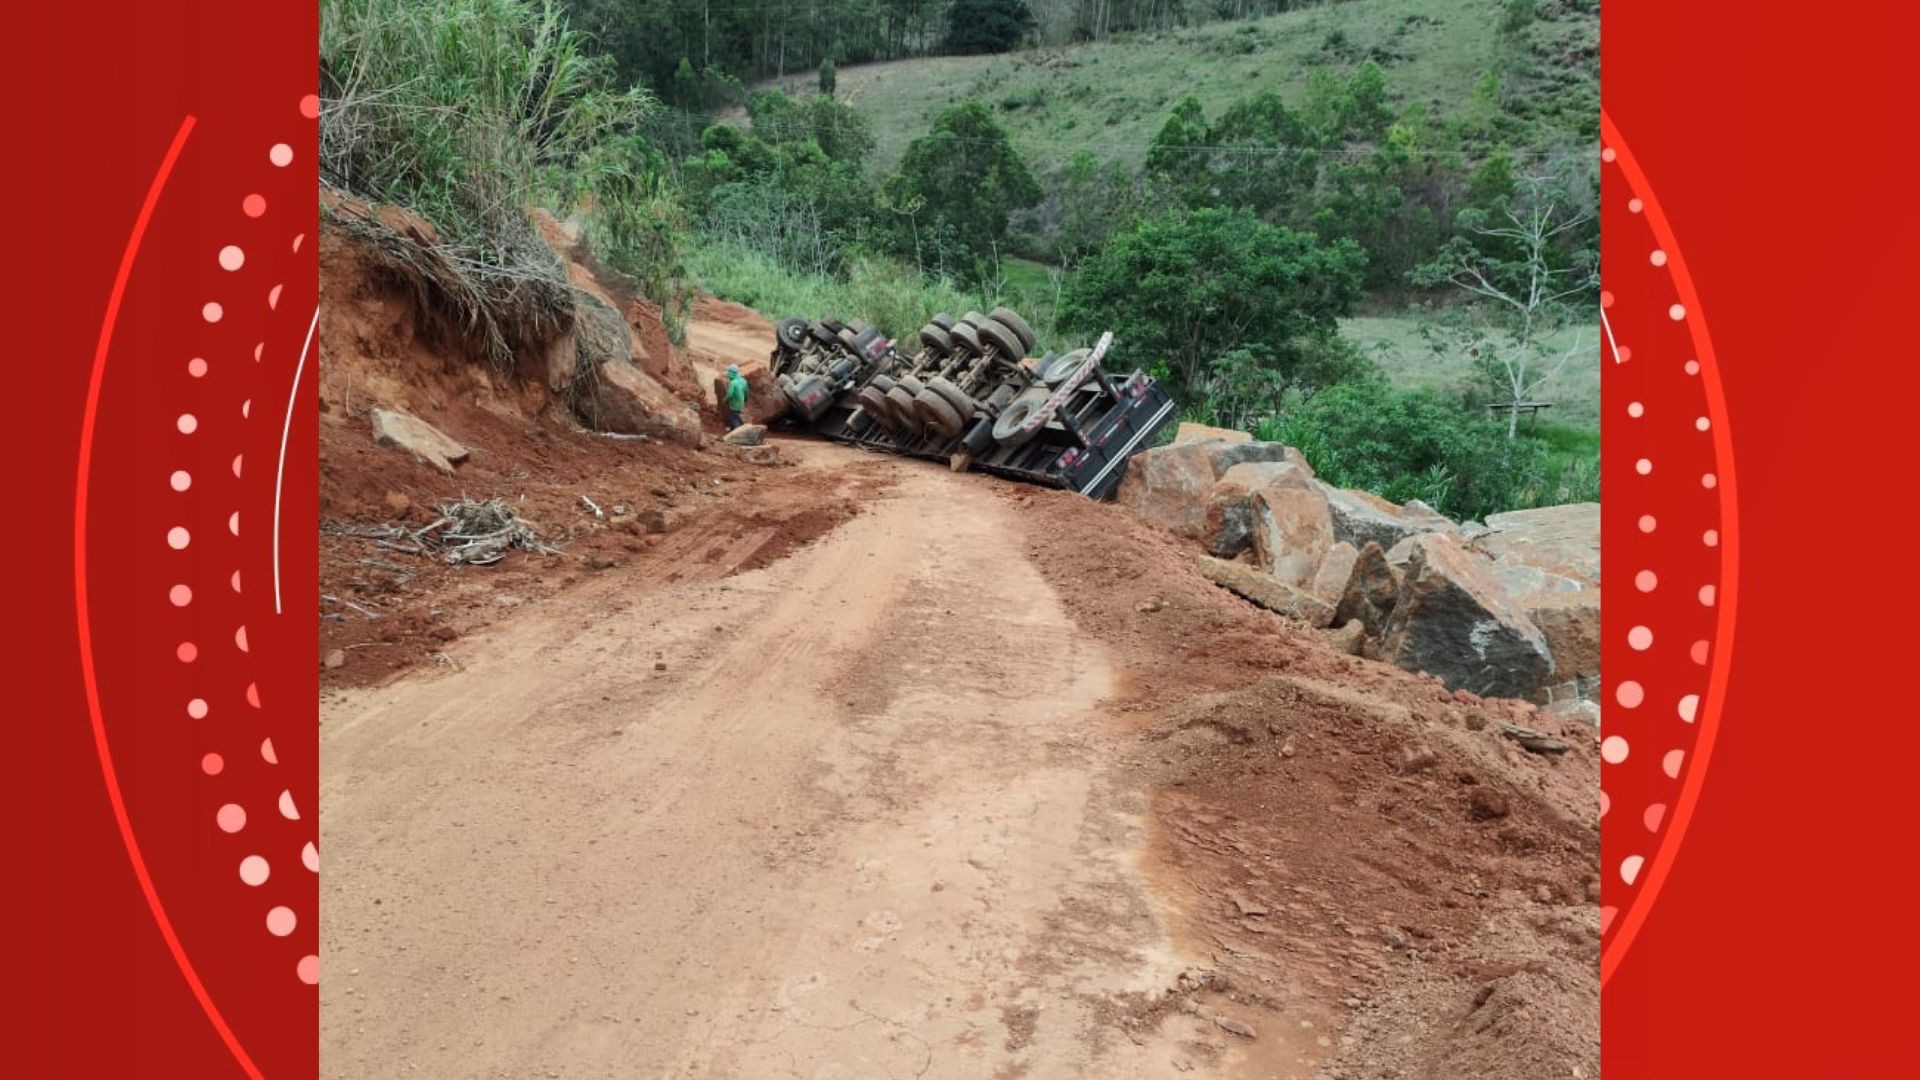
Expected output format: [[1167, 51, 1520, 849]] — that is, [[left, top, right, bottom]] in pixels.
[[761, 307, 1176, 499]]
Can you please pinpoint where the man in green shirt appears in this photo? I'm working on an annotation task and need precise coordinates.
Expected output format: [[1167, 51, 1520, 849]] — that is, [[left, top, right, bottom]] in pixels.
[[724, 364, 749, 430]]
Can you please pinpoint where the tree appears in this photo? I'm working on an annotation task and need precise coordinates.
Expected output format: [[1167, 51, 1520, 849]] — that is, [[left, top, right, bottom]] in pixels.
[[944, 0, 1034, 55], [818, 55, 837, 97], [886, 99, 1040, 280], [1412, 173, 1599, 437], [1145, 93, 1319, 222], [1060, 208, 1367, 404], [1050, 152, 1136, 268]]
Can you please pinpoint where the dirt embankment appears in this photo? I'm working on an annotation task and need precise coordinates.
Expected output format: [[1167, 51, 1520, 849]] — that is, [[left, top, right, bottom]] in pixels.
[[317, 221, 842, 688], [1006, 485, 1599, 1080]]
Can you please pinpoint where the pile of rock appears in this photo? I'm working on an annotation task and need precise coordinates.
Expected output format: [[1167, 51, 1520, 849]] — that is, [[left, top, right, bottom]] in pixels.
[[1117, 424, 1598, 705]]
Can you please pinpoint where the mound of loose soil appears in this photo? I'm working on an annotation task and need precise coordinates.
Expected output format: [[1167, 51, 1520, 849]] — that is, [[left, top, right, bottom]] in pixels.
[[318, 225, 861, 689], [1004, 484, 1599, 1080]]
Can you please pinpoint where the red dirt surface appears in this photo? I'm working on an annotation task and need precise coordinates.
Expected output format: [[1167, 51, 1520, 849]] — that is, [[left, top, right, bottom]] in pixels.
[[318, 214, 1595, 1076], [317, 225, 858, 690], [1004, 484, 1600, 1080]]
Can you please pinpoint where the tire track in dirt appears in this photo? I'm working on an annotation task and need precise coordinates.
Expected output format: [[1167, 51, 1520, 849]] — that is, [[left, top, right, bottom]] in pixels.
[[321, 448, 1293, 1079]]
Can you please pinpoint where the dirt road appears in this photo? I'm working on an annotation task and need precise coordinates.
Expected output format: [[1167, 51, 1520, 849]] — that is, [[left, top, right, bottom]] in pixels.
[[321, 444, 1304, 1079]]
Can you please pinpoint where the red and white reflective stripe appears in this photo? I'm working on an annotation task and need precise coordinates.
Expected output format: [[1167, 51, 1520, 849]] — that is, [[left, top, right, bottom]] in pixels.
[[1017, 331, 1112, 435]]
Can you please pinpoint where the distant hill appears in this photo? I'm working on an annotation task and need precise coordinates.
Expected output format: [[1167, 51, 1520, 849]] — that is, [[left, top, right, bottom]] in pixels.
[[740, 0, 1598, 175]]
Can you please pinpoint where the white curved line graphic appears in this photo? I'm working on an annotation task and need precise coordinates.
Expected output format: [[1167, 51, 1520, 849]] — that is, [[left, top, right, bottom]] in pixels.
[[275, 308, 319, 614], [1602, 308, 1623, 364]]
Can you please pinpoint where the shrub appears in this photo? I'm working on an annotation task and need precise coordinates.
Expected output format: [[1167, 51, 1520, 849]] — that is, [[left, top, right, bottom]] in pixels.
[[1262, 379, 1594, 521], [1060, 208, 1367, 404]]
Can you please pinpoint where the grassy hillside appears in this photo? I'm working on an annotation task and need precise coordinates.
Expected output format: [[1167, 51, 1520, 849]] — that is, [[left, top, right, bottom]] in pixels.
[[746, 0, 1597, 174], [1344, 313, 1599, 431]]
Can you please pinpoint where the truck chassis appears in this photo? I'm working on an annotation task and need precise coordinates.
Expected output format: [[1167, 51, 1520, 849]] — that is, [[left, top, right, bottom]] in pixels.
[[763, 308, 1175, 500]]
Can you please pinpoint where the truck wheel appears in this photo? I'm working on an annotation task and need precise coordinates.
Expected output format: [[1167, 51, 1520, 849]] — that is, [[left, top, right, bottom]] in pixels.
[[975, 317, 1024, 360], [988, 307, 1037, 352], [931, 313, 957, 331], [856, 386, 897, 431], [895, 373, 926, 396], [809, 321, 840, 348], [991, 387, 1052, 449], [920, 324, 952, 355], [927, 377, 976, 419], [1036, 348, 1091, 387], [885, 387, 923, 432], [947, 321, 983, 356], [914, 388, 967, 439], [777, 318, 810, 348]]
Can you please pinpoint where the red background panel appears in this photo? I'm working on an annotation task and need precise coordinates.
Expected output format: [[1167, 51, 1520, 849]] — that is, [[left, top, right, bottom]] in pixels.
[[5, 0, 1919, 1075], [1603, 1, 1919, 1073], [7, 2, 317, 1076]]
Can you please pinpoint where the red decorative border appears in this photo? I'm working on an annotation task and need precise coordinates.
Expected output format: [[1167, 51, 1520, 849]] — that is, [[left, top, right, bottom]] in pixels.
[[7, 3, 317, 1074], [8, 1, 1915, 1074], [1596, 110, 1741, 984]]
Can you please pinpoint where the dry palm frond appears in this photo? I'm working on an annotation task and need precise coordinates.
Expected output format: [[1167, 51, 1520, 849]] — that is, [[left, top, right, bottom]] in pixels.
[[433, 498, 559, 565]]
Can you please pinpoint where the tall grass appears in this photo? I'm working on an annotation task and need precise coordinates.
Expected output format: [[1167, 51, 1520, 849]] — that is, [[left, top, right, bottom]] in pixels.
[[319, 0, 655, 364], [687, 239, 1012, 346]]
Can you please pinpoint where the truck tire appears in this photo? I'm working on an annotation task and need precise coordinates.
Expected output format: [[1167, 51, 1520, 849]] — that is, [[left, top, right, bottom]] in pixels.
[[975, 317, 1023, 360], [895, 373, 927, 396], [947, 321, 983, 356], [809, 321, 840, 348], [920, 323, 952, 354], [931, 313, 957, 331], [926, 376, 976, 419], [992, 387, 1052, 448], [988, 307, 1037, 352], [885, 387, 923, 432], [914, 388, 967, 439], [960, 310, 989, 328], [777, 318, 810, 348], [1036, 348, 1091, 387], [856, 386, 897, 431]]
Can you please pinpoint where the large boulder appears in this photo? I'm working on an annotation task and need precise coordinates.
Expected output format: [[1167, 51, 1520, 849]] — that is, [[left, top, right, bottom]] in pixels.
[[1334, 541, 1402, 636], [711, 367, 790, 427], [591, 360, 702, 444], [1306, 541, 1361, 612], [1201, 461, 1314, 558], [1195, 556, 1333, 625], [1117, 439, 1303, 539], [1250, 484, 1335, 587], [1318, 482, 1457, 551], [1380, 534, 1555, 699], [1479, 503, 1601, 585], [1492, 562, 1587, 598], [1172, 421, 1252, 445], [370, 408, 469, 475], [1516, 589, 1601, 703]]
